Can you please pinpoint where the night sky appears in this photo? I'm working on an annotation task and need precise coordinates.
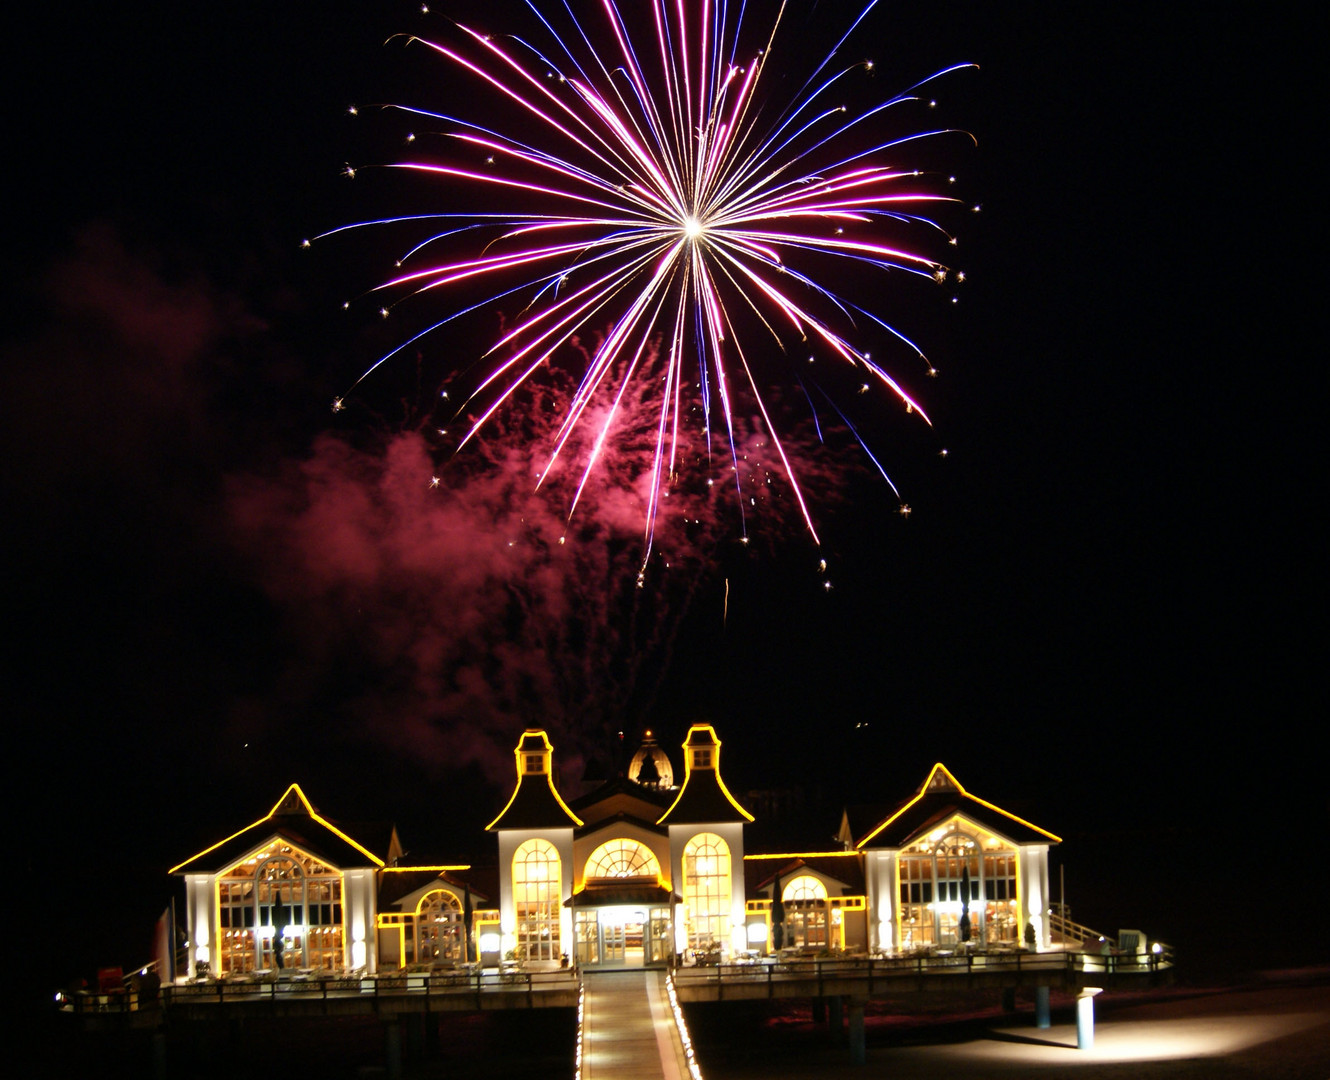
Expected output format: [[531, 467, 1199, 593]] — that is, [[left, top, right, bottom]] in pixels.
[[7, 1, 1318, 988]]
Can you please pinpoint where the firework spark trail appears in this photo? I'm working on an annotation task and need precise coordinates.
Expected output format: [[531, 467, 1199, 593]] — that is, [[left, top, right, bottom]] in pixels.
[[228, 360, 825, 775], [319, 0, 971, 566]]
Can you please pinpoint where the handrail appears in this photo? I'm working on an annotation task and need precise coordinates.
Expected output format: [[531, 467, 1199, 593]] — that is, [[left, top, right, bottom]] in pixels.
[[63, 966, 581, 1015], [64, 947, 1173, 1016], [1048, 909, 1114, 949], [670, 946, 1174, 991]]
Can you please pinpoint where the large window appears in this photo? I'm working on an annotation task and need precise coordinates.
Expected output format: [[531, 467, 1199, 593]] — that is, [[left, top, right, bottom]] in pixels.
[[683, 833, 731, 952], [513, 839, 561, 961], [585, 838, 661, 881], [217, 841, 343, 973], [981, 852, 1018, 944], [896, 823, 1019, 949], [413, 889, 465, 965], [782, 875, 828, 948]]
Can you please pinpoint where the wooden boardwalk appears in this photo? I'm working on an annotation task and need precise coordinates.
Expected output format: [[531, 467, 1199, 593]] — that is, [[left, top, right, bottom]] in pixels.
[[580, 970, 694, 1080]]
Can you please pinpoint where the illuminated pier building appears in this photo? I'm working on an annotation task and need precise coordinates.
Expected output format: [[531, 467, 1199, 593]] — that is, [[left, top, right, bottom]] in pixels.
[[171, 725, 1058, 976]]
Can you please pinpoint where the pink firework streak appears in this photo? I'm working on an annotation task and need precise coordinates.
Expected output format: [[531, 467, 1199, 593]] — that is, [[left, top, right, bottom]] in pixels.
[[318, 0, 973, 565]]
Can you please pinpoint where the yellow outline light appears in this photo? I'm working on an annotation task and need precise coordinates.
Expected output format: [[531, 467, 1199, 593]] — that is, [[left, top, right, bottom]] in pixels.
[[744, 851, 860, 861], [381, 865, 471, 873], [485, 729, 583, 830], [856, 763, 1061, 850], [657, 724, 754, 824], [169, 783, 385, 874], [414, 886, 463, 916]]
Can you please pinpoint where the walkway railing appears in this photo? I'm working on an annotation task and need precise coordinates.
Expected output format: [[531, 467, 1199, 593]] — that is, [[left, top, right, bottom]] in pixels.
[[65, 966, 581, 1015], [1049, 908, 1114, 949], [672, 946, 1174, 995]]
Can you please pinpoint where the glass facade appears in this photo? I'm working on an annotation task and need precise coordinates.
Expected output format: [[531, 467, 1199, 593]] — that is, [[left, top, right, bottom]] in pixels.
[[217, 841, 344, 974], [897, 822, 1019, 949]]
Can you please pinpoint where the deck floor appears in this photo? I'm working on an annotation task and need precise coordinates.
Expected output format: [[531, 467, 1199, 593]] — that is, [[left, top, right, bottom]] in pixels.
[[581, 970, 692, 1080]]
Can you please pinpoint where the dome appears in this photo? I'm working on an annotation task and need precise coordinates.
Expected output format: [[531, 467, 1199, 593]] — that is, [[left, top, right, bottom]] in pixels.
[[627, 729, 675, 789]]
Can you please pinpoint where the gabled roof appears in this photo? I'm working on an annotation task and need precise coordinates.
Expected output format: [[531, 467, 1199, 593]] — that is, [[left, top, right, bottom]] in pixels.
[[486, 730, 582, 831], [572, 775, 673, 831], [745, 852, 865, 896], [574, 810, 668, 839], [379, 868, 489, 910], [657, 724, 754, 825], [856, 763, 1061, 849], [169, 784, 385, 874]]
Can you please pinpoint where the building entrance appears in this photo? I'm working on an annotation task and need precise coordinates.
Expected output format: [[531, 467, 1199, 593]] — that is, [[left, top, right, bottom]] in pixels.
[[601, 909, 642, 965], [575, 906, 673, 967]]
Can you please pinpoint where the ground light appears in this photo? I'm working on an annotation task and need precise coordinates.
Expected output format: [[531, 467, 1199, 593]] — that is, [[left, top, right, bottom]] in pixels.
[[870, 994, 1330, 1071]]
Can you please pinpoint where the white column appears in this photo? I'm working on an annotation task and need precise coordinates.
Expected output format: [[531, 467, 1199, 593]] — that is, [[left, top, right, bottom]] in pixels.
[[344, 868, 377, 972], [1020, 846, 1049, 950], [1076, 987, 1103, 1049], [185, 875, 215, 976], [880, 851, 898, 952]]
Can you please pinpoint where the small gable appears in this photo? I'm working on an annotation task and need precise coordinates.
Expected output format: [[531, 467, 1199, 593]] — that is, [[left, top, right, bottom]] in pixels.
[[856, 764, 1059, 850]]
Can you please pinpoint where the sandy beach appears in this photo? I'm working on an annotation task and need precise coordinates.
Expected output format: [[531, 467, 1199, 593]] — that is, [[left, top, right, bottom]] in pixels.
[[684, 974, 1330, 1079]]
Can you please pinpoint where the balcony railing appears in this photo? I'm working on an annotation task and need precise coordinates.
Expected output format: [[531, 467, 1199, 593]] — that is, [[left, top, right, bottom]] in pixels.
[[63, 965, 581, 1015], [672, 944, 1174, 993]]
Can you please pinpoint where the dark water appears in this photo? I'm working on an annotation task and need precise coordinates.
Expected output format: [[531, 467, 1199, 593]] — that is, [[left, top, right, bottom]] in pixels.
[[38, 1007, 577, 1080]]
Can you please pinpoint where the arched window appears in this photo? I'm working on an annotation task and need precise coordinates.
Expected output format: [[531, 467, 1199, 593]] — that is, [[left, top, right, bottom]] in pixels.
[[513, 839, 561, 961], [782, 875, 828, 902], [897, 823, 1018, 949], [414, 889, 464, 964], [217, 841, 343, 973], [782, 875, 828, 948], [682, 833, 731, 952], [585, 838, 661, 881]]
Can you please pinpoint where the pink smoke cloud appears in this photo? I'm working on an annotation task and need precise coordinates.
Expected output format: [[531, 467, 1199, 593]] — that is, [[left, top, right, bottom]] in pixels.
[[225, 361, 833, 783]]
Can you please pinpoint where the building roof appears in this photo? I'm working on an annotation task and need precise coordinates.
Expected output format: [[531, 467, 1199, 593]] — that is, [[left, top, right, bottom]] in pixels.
[[745, 853, 866, 896], [574, 810, 668, 840], [657, 724, 754, 825], [855, 763, 1061, 849], [566, 880, 681, 907], [838, 803, 894, 847], [486, 730, 582, 831], [379, 867, 489, 909], [571, 775, 673, 833], [169, 784, 386, 874]]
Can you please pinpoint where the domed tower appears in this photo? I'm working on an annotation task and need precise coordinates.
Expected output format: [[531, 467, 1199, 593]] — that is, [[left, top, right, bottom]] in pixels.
[[627, 729, 675, 790], [658, 724, 752, 960]]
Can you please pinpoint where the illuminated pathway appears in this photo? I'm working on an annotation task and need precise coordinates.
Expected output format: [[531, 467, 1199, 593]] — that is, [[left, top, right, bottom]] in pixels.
[[579, 970, 697, 1080]]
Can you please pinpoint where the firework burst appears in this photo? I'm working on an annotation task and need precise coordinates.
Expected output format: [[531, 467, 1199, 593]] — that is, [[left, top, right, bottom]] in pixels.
[[318, 0, 973, 566]]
